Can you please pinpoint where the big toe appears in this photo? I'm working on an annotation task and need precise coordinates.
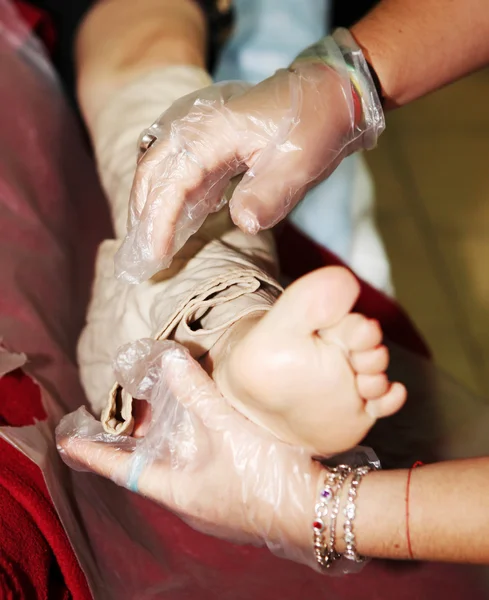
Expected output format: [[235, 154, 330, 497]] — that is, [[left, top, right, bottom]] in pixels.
[[265, 267, 361, 334]]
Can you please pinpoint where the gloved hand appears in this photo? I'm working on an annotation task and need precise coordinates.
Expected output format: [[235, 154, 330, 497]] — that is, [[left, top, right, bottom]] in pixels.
[[56, 339, 323, 569], [115, 28, 384, 283]]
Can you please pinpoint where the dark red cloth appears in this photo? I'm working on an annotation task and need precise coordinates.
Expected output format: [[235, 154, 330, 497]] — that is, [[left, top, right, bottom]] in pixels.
[[0, 370, 92, 600], [13, 0, 56, 53]]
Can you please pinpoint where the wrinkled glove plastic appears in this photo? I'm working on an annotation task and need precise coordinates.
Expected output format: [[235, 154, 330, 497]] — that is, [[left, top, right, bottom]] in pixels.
[[56, 339, 327, 570], [115, 28, 384, 283]]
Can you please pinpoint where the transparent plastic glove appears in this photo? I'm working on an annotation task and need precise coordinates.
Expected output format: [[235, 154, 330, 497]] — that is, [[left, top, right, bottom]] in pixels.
[[56, 339, 324, 569], [115, 28, 384, 283]]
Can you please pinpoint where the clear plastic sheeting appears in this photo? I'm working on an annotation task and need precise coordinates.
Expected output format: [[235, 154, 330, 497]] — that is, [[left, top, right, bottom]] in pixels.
[[0, 345, 27, 377], [115, 29, 385, 283]]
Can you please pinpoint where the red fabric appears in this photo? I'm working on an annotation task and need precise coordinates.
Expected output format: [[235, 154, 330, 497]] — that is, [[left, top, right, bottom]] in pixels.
[[13, 1, 56, 54], [0, 370, 92, 600]]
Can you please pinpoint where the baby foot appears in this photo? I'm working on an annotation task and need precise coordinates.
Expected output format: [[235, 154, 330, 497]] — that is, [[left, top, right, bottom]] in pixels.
[[210, 266, 407, 456]]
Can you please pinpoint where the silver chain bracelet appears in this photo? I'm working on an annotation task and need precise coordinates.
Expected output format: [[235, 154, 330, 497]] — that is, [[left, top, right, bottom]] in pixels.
[[313, 465, 351, 570], [313, 462, 378, 571], [342, 466, 371, 562]]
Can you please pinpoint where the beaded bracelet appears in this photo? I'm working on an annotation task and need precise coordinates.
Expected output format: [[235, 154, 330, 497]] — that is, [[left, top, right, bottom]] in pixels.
[[291, 28, 385, 150], [313, 463, 377, 571], [313, 465, 351, 569], [342, 466, 371, 562]]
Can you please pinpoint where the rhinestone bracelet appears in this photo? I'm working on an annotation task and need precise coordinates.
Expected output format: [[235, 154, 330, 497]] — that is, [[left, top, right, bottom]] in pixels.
[[313, 465, 351, 570], [342, 466, 371, 562], [313, 463, 378, 571]]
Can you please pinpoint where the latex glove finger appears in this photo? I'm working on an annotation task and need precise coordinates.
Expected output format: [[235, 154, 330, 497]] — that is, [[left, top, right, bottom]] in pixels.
[[115, 82, 251, 283], [228, 65, 353, 232], [57, 340, 270, 541]]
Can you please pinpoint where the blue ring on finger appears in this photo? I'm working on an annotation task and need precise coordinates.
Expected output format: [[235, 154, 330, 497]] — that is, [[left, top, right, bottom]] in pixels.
[[126, 452, 147, 493]]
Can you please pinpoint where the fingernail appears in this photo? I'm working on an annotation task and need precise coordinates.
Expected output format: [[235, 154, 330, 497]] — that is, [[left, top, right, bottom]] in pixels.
[[237, 208, 259, 234], [365, 401, 378, 419]]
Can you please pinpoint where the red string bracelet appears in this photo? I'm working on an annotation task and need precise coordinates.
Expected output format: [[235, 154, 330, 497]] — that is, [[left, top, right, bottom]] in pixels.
[[405, 461, 424, 560]]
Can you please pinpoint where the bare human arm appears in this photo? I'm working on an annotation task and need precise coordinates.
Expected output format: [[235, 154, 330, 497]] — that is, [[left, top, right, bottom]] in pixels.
[[350, 0, 489, 108], [323, 457, 489, 564], [74, 0, 214, 241], [76, 0, 207, 132]]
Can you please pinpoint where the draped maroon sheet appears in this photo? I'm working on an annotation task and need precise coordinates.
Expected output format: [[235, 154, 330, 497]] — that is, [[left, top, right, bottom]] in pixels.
[[0, 371, 92, 600]]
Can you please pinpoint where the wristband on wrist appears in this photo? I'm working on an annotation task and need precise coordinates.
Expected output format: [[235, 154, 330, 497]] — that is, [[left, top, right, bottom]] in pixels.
[[291, 28, 385, 149], [365, 59, 385, 107]]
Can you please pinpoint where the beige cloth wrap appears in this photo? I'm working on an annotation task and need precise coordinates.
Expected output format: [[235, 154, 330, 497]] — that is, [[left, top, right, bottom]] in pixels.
[[79, 228, 281, 434], [77, 65, 282, 434]]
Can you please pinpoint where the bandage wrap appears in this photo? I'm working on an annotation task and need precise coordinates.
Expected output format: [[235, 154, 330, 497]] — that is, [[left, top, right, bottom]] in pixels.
[[78, 228, 281, 434]]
